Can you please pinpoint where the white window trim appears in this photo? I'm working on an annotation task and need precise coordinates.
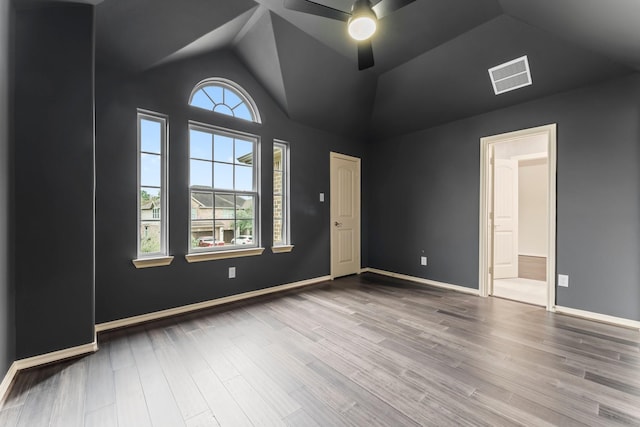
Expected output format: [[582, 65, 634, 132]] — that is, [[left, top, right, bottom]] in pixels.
[[272, 140, 291, 251], [188, 121, 261, 254], [136, 109, 170, 261]]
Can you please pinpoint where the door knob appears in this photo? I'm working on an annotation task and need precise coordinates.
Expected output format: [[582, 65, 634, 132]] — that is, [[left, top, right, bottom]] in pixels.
[[334, 221, 342, 227]]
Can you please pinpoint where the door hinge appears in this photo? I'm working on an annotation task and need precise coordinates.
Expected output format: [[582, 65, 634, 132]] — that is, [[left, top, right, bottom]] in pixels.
[[489, 266, 493, 275]]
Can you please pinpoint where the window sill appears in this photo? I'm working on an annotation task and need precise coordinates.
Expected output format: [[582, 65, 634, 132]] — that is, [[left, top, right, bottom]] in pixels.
[[132, 256, 175, 269], [185, 247, 265, 263], [271, 245, 294, 254]]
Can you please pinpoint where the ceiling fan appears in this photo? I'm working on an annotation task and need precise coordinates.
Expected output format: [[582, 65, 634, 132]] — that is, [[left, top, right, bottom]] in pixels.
[[283, 0, 416, 70]]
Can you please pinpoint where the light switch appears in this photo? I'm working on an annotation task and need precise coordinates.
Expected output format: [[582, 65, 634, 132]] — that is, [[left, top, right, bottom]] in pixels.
[[558, 274, 569, 288], [319, 193, 325, 202]]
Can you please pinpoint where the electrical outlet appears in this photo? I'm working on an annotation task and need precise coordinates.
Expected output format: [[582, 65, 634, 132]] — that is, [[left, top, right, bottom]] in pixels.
[[421, 256, 427, 266], [558, 274, 569, 288], [229, 267, 236, 279]]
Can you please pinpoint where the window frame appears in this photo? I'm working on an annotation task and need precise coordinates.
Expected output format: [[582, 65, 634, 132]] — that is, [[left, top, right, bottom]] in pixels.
[[136, 110, 171, 264], [272, 140, 292, 251], [188, 77, 262, 124], [187, 121, 261, 254]]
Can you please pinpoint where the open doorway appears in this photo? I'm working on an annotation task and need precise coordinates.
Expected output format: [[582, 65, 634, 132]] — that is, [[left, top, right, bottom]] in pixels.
[[479, 124, 557, 310]]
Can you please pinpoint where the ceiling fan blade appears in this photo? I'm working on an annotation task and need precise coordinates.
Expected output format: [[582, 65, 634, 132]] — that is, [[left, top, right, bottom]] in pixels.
[[358, 41, 375, 70], [283, 0, 350, 22], [372, 0, 416, 19]]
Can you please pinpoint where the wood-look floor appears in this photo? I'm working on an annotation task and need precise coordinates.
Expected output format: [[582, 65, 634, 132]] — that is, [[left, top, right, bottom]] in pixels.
[[1, 273, 640, 426], [518, 256, 547, 281]]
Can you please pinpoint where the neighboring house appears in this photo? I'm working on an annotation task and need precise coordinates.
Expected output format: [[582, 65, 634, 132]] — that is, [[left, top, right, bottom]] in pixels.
[[139, 199, 161, 252], [190, 192, 253, 243], [140, 200, 160, 220]]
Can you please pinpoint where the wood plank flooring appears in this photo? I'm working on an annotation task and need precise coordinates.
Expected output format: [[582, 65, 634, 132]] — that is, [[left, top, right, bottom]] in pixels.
[[518, 256, 547, 281], [1, 273, 640, 426], [493, 278, 546, 306]]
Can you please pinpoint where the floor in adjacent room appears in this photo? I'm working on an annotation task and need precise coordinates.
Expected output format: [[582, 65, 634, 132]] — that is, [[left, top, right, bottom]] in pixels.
[[493, 277, 547, 306], [1, 273, 639, 426]]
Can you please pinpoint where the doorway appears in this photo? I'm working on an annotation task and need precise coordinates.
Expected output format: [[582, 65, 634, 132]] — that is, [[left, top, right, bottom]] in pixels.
[[330, 152, 361, 278], [479, 124, 557, 310]]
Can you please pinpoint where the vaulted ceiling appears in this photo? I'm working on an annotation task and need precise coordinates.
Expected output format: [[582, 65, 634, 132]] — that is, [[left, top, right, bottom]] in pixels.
[[93, 0, 640, 138]]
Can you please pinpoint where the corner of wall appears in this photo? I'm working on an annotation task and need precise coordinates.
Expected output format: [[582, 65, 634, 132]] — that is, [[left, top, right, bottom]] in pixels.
[[0, 0, 16, 383]]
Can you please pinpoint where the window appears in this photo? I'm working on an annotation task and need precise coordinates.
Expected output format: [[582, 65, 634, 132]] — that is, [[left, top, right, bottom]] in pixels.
[[189, 124, 258, 252], [137, 111, 168, 259], [189, 78, 261, 123], [273, 141, 291, 249]]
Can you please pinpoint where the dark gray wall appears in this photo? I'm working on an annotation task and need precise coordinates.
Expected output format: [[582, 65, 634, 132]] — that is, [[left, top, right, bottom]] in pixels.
[[371, 14, 631, 138], [368, 73, 640, 321], [0, 0, 14, 375], [96, 50, 366, 323], [13, 3, 95, 358]]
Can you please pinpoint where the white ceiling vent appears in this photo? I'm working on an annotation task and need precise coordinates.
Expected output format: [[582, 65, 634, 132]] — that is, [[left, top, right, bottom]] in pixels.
[[488, 55, 532, 95]]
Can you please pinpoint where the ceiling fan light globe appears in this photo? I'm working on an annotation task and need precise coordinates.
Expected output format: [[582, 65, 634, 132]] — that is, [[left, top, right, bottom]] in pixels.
[[348, 16, 377, 41]]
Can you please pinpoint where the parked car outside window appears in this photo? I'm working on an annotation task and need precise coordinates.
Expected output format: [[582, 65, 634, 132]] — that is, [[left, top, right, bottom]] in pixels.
[[230, 235, 253, 245], [197, 236, 224, 247]]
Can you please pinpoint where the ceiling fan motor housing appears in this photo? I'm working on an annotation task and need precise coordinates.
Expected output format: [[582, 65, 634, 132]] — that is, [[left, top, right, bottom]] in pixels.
[[351, 0, 375, 16]]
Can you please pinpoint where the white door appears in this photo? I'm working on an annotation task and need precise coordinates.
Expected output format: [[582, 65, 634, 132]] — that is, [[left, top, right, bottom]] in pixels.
[[330, 152, 361, 278], [493, 159, 518, 279]]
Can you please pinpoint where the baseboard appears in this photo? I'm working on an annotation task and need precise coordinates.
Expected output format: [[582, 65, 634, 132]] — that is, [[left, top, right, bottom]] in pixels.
[[362, 268, 480, 296], [1, 340, 97, 407], [555, 306, 640, 331], [13, 340, 98, 371], [96, 275, 332, 333], [0, 362, 18, 408]]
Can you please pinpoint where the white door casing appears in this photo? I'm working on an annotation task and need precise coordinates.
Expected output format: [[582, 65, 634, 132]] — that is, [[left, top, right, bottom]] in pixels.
[[330, 152, 361, 278], [479, 123, 557, 311], [493, 159, 519, 279]]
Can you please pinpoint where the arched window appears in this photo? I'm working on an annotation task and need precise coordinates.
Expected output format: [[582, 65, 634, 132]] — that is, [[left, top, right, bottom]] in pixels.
[[186, 78, 263, 261], [189, 78, 261, 123]]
